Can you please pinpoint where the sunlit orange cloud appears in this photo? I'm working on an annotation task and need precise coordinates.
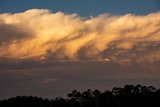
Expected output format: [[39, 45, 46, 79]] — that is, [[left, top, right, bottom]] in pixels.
[[0, 9, 160, 63]]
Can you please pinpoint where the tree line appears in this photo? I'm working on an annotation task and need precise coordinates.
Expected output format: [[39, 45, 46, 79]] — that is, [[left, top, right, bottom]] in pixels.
[[1, 84, 160, 107]]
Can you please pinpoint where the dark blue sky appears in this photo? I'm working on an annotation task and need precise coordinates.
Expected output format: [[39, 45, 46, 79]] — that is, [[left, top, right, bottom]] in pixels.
[[0, 0, 160, 16]]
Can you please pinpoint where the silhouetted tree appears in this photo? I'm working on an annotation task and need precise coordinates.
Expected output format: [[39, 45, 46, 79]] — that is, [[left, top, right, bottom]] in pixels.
[[1, 85, 160, 107]]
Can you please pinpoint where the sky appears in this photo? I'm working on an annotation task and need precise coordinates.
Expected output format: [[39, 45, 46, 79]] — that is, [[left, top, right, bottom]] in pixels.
[[0, 0, 160, 16], [0, 0, 160, 99]]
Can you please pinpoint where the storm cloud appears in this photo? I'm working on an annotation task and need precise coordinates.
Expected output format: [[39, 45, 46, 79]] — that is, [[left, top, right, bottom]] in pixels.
[[0, 9, 159, 65], [0, 9, 160, 98]]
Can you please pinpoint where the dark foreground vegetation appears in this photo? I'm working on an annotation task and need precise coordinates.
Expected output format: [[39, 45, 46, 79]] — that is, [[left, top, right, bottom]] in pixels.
[[1, 85, 160, 107]]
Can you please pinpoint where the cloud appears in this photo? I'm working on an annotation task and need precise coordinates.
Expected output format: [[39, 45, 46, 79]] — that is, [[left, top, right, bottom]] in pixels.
[[0, 9, 160, 64], [1, 61, 160, 98]]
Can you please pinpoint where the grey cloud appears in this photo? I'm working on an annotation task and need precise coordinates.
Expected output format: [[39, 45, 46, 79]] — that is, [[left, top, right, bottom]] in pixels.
[[0, 61, 160, 98]]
